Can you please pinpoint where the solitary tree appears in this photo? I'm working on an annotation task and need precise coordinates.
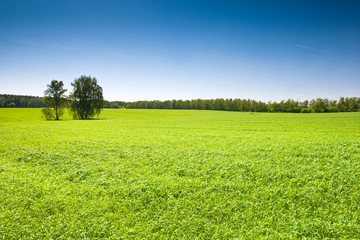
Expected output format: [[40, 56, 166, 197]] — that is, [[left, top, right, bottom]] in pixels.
[[70, 75, 104, 119], [43, 80, 67, 120]]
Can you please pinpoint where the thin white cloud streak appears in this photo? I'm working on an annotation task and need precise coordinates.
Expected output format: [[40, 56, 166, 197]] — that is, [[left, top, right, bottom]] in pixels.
[[296, 44, 332, 54]]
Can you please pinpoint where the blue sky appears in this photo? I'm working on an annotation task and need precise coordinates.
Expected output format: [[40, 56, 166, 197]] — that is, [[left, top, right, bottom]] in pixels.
[[1, 0, 359, 101]]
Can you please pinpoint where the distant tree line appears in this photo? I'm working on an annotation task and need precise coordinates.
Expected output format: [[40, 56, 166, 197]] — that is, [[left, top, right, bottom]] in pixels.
[[106, 97, 360, 113], [2, 94, 359, 113], [0, 94, 45, 108]]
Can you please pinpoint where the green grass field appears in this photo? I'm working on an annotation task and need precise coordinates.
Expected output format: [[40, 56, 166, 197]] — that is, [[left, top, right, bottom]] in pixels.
[[1, 108, 360, 239]]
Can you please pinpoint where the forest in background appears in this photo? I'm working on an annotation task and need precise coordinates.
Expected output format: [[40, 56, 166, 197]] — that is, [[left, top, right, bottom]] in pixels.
[[1, 94, 359, 113]]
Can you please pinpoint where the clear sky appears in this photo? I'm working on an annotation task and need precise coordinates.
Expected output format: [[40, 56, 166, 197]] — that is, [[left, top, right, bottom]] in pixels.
[[1, 0, 359, 101]]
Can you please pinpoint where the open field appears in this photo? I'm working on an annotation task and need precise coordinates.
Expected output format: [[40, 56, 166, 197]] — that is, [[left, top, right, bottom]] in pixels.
[[1, 108, 360, 239]]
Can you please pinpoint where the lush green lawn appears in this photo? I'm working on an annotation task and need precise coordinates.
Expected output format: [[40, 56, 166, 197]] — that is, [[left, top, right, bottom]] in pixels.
[[1, 108, 360, 239]]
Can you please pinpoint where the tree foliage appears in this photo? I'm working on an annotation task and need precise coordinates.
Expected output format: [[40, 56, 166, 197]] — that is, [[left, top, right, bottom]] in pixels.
[[109, 97, 360, 113], [70, 76, 104, 119], [43, 80, 67, 120], [1, 94, 359, 114], [41, 107, 55, 120], [0, 94, 45, 108]]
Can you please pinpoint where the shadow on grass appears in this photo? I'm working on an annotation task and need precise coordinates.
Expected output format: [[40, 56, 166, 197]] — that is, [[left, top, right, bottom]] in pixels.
[[43, 117, 106, 121], [78, 117, 105, 120]]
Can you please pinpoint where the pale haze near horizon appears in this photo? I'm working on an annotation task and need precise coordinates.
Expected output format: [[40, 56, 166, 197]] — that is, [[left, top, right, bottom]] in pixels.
[[0, 0, 359, 102]]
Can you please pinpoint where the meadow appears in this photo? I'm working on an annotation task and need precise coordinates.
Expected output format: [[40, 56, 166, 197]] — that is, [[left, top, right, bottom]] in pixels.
[[0, 108, 359, 239]]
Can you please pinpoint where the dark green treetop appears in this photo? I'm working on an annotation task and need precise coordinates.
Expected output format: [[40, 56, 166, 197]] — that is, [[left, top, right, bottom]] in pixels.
[[70, 75, 104, 119]]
